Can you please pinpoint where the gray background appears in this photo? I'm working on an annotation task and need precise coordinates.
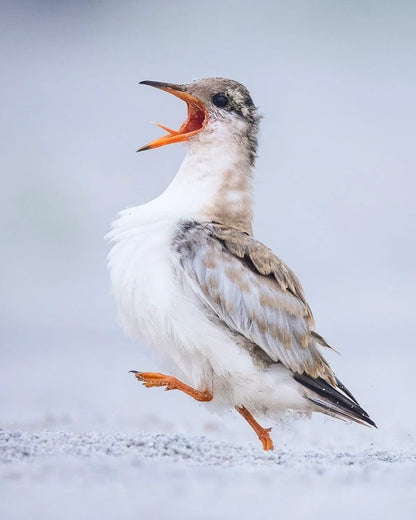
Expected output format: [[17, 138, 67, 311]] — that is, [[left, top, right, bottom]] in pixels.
[[1, 1, 415, 519]]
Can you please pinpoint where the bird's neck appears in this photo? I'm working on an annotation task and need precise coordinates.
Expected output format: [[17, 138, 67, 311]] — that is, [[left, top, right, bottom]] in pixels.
[[162, 128, 255, 234]]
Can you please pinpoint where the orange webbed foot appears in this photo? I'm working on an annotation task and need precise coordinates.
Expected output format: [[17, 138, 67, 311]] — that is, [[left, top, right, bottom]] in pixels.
[[236, 405, 274, 451], [258, 427, 274, 451]]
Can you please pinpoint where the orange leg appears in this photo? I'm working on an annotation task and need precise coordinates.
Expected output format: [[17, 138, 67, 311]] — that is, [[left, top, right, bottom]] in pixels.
[[236, 405, 274, 451], [130, 371, 213, 402]]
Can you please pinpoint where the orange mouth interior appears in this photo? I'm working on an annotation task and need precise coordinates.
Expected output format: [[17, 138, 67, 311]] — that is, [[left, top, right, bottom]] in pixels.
[[137, 88, 208, 152]]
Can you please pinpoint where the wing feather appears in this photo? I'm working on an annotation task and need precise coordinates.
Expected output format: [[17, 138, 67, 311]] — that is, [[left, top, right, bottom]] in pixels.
[[173, 222, 335, 384]]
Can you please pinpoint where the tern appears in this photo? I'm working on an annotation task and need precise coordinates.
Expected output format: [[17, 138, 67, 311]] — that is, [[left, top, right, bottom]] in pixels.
[[107, 77, 375, 450]]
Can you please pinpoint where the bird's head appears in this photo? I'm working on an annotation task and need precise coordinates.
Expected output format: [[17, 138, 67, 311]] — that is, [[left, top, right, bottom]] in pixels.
[[137, 77, 260, 165]]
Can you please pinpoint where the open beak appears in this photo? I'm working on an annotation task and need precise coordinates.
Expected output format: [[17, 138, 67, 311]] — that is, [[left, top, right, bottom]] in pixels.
[[137, 80, 208, 152]]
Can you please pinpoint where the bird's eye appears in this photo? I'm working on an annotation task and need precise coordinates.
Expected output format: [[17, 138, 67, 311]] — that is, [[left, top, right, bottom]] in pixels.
[[212, 93, 229, 108]]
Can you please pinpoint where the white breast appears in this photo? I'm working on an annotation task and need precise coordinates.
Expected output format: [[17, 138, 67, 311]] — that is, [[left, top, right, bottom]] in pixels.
[[107, 202, 258, 391]]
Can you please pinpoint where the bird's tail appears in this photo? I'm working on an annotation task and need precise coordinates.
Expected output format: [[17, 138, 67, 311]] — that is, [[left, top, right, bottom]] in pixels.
[[294, 372, 376, 427]]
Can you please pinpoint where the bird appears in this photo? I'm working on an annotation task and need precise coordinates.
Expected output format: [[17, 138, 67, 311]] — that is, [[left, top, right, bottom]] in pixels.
[[107, 77, 375, 451]]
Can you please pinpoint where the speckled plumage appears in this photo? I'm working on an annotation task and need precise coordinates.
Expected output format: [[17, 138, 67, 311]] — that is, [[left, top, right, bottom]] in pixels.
[[172, 222, 334, 382]]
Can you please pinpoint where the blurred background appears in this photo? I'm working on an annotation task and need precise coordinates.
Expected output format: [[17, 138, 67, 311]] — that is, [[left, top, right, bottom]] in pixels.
[[1, 0, 415, 448]]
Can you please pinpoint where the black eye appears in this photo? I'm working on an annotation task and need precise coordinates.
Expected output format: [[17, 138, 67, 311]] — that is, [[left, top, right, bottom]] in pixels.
[[212, 93, 229, 108]]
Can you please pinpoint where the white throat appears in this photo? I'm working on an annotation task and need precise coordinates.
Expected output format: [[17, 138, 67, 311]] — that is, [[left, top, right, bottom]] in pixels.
[[160, 120, 254, 232]]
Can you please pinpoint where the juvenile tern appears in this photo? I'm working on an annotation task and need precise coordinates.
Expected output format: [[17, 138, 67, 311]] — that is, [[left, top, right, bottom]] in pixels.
[[107, 78, 375, 450]]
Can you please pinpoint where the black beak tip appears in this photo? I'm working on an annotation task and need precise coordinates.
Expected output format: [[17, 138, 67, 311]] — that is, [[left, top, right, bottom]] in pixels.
[[138, 80, 184, 92], [139, 80, 166, 88], [136, 145, 151, 152]]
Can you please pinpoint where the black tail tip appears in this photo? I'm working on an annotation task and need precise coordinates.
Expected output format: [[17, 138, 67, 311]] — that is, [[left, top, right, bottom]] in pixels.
[[294, 372, 377, 428]]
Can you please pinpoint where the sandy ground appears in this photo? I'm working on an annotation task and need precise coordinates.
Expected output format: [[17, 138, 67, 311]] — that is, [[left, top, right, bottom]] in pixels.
[[1, 430, 415, 520]]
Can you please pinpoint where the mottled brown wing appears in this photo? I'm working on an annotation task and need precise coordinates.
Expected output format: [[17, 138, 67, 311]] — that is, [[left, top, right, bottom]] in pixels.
[[174, 223, 335, 383]]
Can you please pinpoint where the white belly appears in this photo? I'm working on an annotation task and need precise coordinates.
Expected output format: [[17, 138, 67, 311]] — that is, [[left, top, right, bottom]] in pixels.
[[107, 209, 254, 388]]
